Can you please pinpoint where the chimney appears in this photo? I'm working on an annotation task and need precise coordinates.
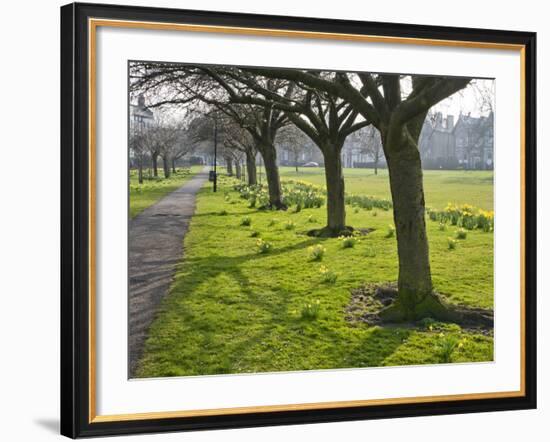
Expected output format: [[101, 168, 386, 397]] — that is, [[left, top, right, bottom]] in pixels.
[[138, 94, 145, 108], [435, 112, 443, 129], [446, 115, 454, 131]]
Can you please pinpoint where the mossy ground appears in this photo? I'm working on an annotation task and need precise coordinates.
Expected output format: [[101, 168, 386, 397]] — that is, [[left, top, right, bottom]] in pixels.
[[134, 167, 493, 377]]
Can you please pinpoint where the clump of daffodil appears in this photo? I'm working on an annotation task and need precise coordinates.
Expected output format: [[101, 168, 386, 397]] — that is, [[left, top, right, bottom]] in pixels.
[[300, 299, 321, 320], [308, 244, 326, 261], [256, 238, 271, 254], [339, 235, 360, 248], [447, 237, 458, 250], [319, 265, 337, 284]]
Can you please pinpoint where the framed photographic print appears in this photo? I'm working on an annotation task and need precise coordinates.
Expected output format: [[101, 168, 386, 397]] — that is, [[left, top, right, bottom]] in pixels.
[[60, 2, 537, 438]]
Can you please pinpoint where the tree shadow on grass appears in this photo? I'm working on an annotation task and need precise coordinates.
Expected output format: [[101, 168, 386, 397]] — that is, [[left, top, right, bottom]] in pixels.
[[192, 210, 259, 218], [135, 235, 420, 377], [135, 238, 328, 377], [339, 326, 412, 368]]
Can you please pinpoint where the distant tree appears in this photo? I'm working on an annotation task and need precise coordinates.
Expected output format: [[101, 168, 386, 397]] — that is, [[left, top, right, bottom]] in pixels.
[[221, 117, 257, 185], [130, 63, 288, 209], [360, 126, 383, 175], [210, 70, 369, 234], [276, 124, 311, 173], [129, 130, 147, 184], [156, 120, 184, 178], [171, 135, 195, 173], [220, 117, 258, 185]]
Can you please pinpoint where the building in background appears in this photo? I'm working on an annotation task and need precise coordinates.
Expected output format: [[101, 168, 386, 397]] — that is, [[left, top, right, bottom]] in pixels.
[[420, 111, 494, 170], [277, 136, 323, 166], [419, 113, 457, 169], [130, 94, 154, 134], [341, 127, 385, 169], [208, 110, 495, 171], [453, 112, 494, 170]]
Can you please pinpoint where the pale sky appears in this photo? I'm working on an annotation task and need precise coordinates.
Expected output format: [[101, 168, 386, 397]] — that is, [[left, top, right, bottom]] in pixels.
[[431, 78, 495, 118], [138, 71, 495, 124]]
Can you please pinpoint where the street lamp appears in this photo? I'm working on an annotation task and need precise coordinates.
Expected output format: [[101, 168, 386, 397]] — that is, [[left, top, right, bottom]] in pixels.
[[213, 115, 218, 192]]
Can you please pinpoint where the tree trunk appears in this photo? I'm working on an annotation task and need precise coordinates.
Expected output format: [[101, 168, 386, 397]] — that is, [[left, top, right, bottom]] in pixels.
[[322, 147, 346, 234], [162, 155, 171, 178], [259, 143, 285, 209], [380, 133, 437, 321], [374, 157, 378, 175], [152, 152, 159, 177], [225, 156, 233, 176], [172, 158, 176, 173], [235, 161, 242, 179], [245, 150, 257, 185]]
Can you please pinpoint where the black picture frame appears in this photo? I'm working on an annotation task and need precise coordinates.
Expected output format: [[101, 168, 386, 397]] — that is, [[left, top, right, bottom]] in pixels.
[[61, 2, 537, 438]]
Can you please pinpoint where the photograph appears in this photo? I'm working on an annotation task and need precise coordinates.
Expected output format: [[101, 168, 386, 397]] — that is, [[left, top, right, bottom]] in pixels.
[[56, 2, 537, 437], [128, 62, 496, 379]]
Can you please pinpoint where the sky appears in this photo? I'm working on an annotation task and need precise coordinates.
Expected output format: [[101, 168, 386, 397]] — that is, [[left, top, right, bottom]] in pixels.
[[134, 68, 495, 124], [431, 78, 495, 118]]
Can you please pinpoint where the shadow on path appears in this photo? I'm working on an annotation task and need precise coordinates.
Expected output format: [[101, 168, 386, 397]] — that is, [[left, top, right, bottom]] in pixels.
[[128, 170, 209, 377]]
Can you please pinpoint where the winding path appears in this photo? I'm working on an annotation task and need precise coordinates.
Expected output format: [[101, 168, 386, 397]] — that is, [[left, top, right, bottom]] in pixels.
[[128, 170, 209, 376]]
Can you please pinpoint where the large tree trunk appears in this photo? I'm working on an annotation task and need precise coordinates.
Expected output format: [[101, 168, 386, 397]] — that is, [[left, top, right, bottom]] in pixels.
[[245, 150, 257, 185], [380, 129, 442, 321], [162, 155, 171, 178], [235, 161, 242, 180], [172, 158, 176, 174], [322, 147, 346, 234], [380, 137, 491, 327], [152, 152, 159, 177], [259, 143, 285, 209]]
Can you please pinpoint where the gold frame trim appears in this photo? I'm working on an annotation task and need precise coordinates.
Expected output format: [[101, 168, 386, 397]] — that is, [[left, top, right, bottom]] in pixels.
[[88, 18, 527, 424]]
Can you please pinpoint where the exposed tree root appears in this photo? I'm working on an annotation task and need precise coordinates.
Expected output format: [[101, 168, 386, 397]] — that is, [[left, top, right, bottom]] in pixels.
[[347, 283, 493, 329], [307, 226, 374, 238], [260, 202, 288, 211]]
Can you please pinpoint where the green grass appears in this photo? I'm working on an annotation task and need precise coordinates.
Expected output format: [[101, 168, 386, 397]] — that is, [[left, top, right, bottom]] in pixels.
[[129, 166, 203, 218], [135, 170, 493, 378], [279, 167, 494, 210]]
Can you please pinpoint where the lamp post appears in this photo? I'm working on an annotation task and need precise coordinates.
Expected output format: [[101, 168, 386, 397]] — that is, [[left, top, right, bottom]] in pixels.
[[213, 115, 218, 192]]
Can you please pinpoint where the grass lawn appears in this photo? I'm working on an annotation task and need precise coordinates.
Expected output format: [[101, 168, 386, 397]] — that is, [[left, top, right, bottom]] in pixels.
[[135, 169, 494, 378], [279, 167, 494, 210], [129, 166, 204, 218]]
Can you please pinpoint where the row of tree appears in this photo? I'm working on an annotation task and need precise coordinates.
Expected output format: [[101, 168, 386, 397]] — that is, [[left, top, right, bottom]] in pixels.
[[130, 117, 189, 183], [130, 62, 481, 324]]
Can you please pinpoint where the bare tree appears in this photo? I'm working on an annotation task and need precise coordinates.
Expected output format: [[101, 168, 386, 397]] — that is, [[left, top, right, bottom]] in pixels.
[[220, 117, 258, 184], [245, 68, 475, 322], [171, 136, 194, 173], [129, 130, 148, 184], [130, 63, 288, 208], [156, 120, 184, 178], [360, 126, 383, 175], [276, 124, 311, 173], [131, 61, 489, 324], [210, 69, 369, 234]]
